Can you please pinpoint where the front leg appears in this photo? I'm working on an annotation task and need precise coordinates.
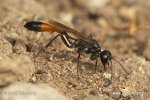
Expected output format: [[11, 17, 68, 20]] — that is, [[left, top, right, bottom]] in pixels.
[[90, 53, 99, 73]]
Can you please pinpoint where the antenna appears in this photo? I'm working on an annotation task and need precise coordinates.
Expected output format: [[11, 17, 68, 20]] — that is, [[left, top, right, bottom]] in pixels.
[[111, 58, 129, 74]]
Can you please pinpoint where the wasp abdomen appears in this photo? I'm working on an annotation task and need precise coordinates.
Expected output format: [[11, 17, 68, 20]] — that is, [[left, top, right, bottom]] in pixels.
[[24, 21, 43, 32]]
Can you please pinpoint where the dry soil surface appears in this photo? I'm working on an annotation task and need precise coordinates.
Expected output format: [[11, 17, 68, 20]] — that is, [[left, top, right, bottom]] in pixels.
[[0, 0, 150, 100]]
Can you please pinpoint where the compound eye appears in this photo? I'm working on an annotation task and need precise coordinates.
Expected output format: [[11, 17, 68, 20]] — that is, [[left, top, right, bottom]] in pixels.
[[103, 55, 108, 59]]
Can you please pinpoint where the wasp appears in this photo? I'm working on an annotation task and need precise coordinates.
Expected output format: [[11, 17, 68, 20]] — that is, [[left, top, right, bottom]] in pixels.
[[24, 19, 129, 76]]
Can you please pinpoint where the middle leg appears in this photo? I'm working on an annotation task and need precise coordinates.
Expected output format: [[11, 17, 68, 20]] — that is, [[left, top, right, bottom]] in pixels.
[[94, 58, 98, 73], [77, 51, 81, 79]]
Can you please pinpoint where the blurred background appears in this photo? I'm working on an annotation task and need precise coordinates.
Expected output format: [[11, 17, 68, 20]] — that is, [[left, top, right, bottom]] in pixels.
[[0, 0, 150, 100], [1, 0, 150, 58]]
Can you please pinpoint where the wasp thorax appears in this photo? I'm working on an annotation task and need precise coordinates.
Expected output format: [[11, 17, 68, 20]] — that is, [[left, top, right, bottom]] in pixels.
[[90, 39, 101, 51]]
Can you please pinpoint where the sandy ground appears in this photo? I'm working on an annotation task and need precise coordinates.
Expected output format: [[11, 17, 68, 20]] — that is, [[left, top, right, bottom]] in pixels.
[[0, 0, 150, 100]]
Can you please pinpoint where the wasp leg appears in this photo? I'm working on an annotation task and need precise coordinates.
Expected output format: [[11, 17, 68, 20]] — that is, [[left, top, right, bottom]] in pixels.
[[35, 34, 61, 57], [103, 64, 106, 71], [94, 58, 98, 73], [77, 51, 81, 79], [37, 31, 75, 57], [45, 34, 62, 48], [46, 31, 76, 49], [60, 32, 77, 48]]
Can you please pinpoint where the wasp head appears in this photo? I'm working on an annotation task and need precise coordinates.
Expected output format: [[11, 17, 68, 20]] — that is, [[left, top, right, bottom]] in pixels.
[[100, 50, 112, 68]]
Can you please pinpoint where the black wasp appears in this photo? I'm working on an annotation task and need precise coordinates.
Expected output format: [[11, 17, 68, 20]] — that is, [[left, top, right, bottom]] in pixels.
[[24, 19, 129, 76]]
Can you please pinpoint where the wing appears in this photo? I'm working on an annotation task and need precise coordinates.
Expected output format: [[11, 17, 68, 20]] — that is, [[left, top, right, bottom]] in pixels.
[[48, 19, 91, 42], [24, 20, 91, 42]]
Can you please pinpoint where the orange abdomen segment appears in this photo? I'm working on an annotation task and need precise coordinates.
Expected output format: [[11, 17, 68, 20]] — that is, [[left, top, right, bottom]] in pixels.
[[24, 21, 63, 33], [41, 23, 63, 33]]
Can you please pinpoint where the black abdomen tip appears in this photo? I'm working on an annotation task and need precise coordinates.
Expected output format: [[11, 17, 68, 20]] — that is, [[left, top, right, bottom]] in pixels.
[[24, 21, 42, 32]]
